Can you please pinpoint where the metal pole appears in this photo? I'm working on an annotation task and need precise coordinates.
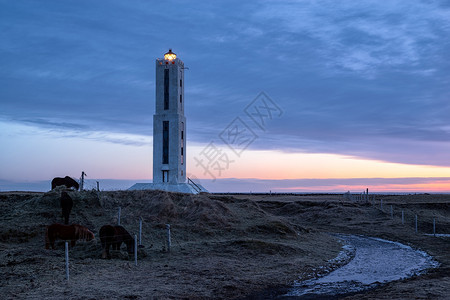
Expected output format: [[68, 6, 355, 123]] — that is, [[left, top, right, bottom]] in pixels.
[[80, 171, 86, 191], [139, 218, 142, 246], [433, 217, 436, 237], [166, 224, 171, 253], [134, 234, 138, 266], [118, 207, 121, 225], [65, 242, 69, 281]]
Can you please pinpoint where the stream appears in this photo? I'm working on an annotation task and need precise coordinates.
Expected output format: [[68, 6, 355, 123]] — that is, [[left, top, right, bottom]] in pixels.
[[283, 234, 439, 298]]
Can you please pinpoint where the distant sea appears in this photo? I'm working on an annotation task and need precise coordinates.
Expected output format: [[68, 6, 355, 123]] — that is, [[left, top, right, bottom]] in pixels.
[[0, 178, 447, 194]]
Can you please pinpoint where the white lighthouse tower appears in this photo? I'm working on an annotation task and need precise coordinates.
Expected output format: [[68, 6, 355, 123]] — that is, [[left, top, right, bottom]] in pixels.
[[153, 49, 186, 184], [129, 49, 206, 194]]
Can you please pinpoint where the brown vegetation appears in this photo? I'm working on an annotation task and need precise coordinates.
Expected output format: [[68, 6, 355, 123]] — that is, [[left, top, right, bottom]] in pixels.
[[0, 190, 449, 299]]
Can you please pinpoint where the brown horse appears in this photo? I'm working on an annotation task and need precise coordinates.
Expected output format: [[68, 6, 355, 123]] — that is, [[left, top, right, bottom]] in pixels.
[[99, 225, 134, 259], [51, 176, 79, 190], [45, 224, 94, 249]]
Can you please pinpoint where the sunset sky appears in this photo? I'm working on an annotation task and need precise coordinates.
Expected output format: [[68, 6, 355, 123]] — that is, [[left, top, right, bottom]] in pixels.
[[1, 0, 450, 192]]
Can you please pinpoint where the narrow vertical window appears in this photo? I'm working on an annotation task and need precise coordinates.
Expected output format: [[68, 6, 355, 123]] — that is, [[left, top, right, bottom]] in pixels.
[[181, 123, 184, 165], [181, 147, 184, 164], [164, 69, 169, 110], [162, 170, 169, 182], [180, 79, 182, 87], [180, 94, 182, 104], [163, 121, 169, 164]]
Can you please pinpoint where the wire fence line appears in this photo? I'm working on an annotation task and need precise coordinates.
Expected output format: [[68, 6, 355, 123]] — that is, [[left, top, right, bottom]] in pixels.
[[61, 193, 446, 281], [344, 192, 444, 236]]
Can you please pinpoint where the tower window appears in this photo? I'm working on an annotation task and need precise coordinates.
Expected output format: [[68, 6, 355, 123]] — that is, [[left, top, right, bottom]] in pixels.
[[180, 79, 182, 87], [180, 94, 182, 104], [163, 121, 169, 164], [164, 69, 169, 110], [181, 147, 184, 164]]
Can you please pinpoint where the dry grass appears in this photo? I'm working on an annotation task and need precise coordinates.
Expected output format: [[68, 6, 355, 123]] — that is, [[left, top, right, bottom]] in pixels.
[[0, 191, 449, 299]]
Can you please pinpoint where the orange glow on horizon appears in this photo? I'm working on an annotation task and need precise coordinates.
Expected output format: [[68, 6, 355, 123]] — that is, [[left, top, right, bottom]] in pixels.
[[275, 183, 450, 193], [187, 147, 450, 181]]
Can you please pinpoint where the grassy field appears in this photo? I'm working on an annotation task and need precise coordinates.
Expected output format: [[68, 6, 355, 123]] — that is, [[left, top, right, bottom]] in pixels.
[[1, 190, 448, 299]]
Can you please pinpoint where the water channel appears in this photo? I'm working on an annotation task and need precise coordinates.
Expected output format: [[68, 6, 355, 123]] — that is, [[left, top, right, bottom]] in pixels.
[[283, 234, 439, 298]]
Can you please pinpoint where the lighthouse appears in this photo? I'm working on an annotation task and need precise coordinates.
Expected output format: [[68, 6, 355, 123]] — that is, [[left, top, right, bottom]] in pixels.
[[129, 49, 207, 194], [153, 49, 186, 184]]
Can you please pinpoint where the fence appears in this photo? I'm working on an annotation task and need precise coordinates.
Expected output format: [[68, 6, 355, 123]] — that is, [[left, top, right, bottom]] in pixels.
[[61, 206, 182, 281], [344, 192, 444, 237]]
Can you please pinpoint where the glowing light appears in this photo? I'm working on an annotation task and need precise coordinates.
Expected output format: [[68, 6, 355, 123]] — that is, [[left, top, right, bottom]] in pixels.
[[164, 49, 177, 61]]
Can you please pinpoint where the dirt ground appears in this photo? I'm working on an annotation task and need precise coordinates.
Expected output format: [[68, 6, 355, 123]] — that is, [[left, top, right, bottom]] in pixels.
[[0, 190, 448, 299]]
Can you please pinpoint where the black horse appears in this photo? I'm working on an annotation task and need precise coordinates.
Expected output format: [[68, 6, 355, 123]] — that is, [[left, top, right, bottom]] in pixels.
[[51, 176, 79, 190], [99, 225, 134, 259], [60, 191, 73, 225]]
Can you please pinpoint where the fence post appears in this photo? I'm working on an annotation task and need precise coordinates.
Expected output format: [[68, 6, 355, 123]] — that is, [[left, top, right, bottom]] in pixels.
[[139, 218, 142, 246], [117, 207, 121, 225], [166, 224, 171, 253], [433, 217, 436, 237], [134, 234, 138, 266], [415, 214, 418, 233], [65, 242, 69, 281]]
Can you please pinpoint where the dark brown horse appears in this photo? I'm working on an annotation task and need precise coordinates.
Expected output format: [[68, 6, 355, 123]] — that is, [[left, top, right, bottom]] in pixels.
[[60, 192, 73, 225], [45, 224, 94, 249], [51, 176, 79, 190], [99, 225, 134, 259]]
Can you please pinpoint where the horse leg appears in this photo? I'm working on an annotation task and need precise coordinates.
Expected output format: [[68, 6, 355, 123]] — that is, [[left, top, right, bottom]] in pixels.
[[102, 241, 110, 259], [107, 243, 111, 259]]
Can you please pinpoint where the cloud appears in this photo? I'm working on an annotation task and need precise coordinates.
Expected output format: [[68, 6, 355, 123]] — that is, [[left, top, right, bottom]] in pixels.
[[254, 0, 450, 75], [1, 0, 449, 171]]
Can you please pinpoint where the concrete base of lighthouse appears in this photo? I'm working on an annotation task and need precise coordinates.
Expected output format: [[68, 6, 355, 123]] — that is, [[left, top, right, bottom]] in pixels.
[[128, 182, 208, 194]]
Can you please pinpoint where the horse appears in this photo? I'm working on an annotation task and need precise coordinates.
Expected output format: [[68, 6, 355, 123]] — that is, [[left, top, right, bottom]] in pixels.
[[51, 176, 79, 190], [60, 192, 73, 225], [45, 224, 94, 249], [99, 225, 134, 259]]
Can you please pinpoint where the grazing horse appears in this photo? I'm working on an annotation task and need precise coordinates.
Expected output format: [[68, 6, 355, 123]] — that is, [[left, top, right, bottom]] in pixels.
[[99, 225, 134, 259], [51, 176, 79, 190], [45, 224, 94, 249], [60, 192, 73, 225]]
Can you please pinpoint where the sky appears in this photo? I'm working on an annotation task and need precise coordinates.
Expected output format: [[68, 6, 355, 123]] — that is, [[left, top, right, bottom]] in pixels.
[[1, 0, 450, 193]]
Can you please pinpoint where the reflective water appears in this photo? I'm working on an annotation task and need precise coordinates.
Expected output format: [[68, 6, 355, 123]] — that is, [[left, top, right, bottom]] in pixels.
[[285, 234, 439, 298]]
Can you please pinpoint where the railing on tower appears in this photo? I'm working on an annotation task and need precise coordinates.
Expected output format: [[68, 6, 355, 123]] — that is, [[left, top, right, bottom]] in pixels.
[[187, 177, 202, 193]]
